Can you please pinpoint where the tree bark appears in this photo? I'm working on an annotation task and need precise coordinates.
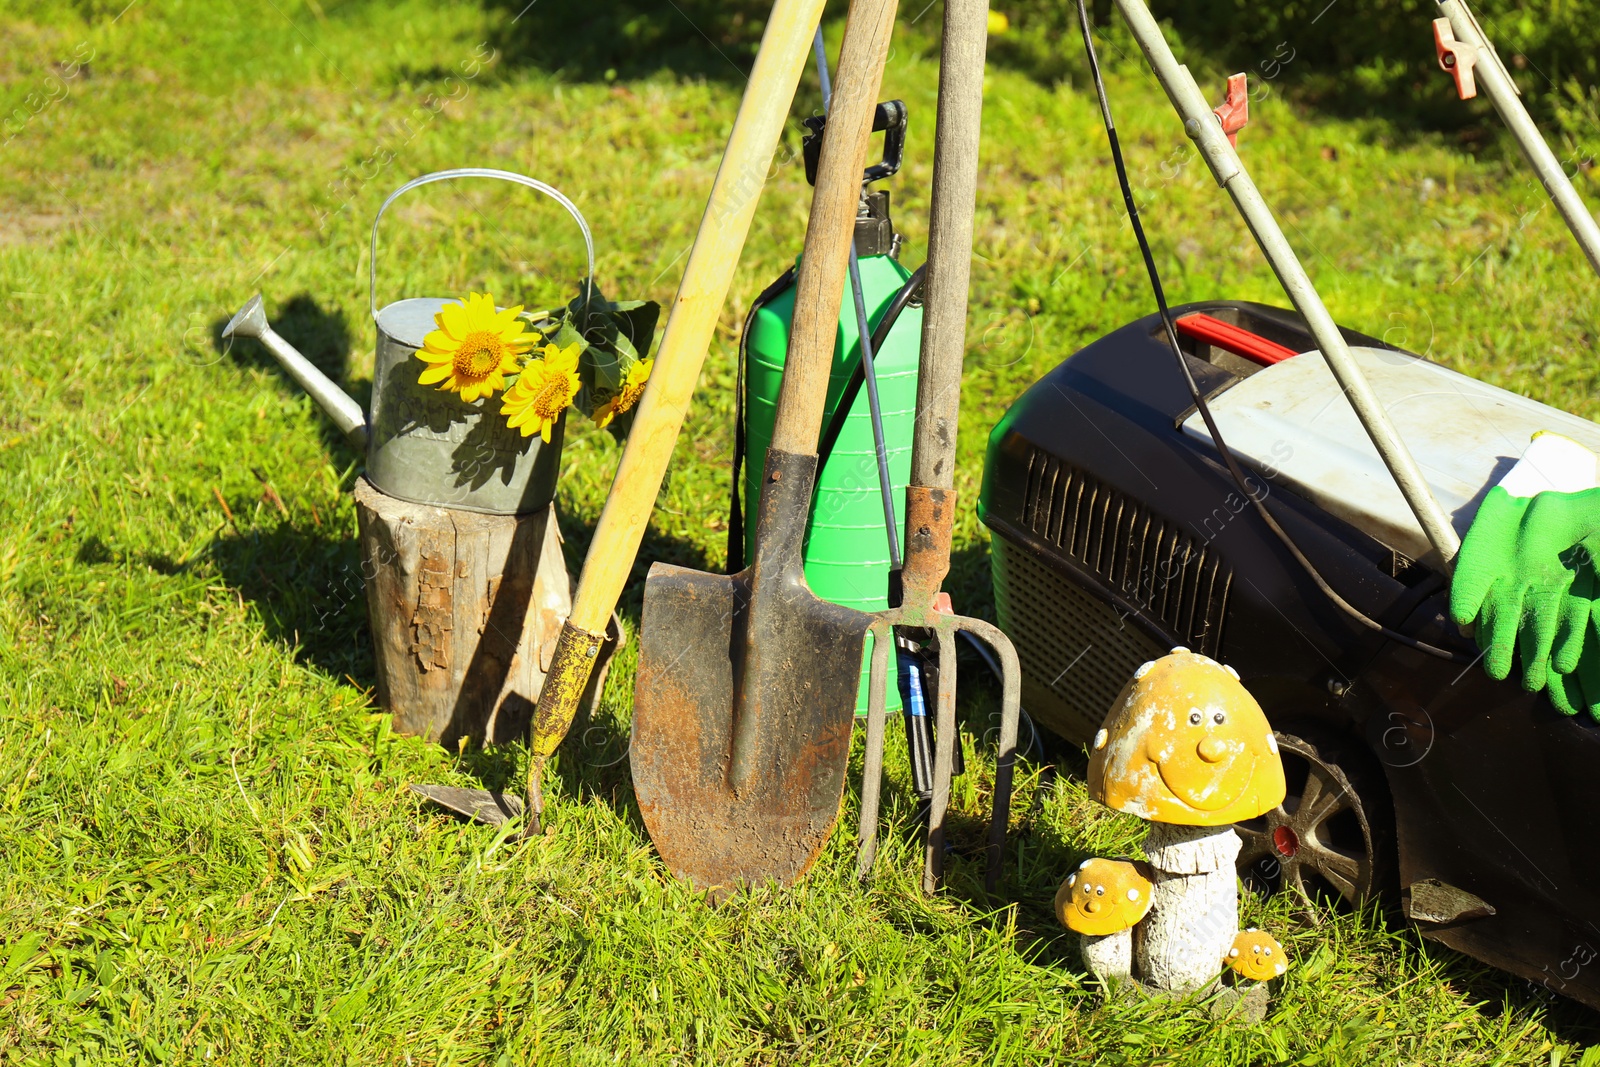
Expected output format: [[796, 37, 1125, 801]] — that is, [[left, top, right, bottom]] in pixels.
[[353, 476, 611, 749]]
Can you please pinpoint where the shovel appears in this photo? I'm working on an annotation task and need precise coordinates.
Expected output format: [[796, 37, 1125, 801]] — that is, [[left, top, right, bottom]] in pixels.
[[397, 0, 828, 835], [630, 0, 902, 893], [852, 0, 1023, 897]]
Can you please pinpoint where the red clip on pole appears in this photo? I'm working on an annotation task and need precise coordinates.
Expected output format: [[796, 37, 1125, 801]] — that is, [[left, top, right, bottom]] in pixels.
[[1213, 72, 1248, 147], [1434, 17, 1478, 99]]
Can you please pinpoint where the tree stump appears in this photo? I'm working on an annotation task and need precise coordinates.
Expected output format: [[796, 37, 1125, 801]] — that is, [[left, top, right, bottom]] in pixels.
[[353, 476, 614, 749]]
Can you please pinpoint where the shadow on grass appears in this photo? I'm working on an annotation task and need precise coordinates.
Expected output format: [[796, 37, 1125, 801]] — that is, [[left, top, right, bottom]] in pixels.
[[208, 520, 376, 686], [482, 0, 796, 84], [211, 293, 369, 470]]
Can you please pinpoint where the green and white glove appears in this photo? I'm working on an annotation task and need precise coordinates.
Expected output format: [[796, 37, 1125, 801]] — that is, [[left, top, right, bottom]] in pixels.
[[1450, 432, 1600, 706], [1449, 484, 1600, 689], [1548, 568, 1600, 721]]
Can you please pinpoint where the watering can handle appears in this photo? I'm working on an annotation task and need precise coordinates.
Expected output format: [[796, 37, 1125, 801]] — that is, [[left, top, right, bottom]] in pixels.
[[368, 167, 597, 320]]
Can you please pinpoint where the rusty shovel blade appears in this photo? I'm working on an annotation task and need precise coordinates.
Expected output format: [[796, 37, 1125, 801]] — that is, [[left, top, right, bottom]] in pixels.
[[631, 450, 873, 892]]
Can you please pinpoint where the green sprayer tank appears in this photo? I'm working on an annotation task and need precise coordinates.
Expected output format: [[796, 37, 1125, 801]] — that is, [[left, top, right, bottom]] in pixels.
[[742, 105, 920, 712]]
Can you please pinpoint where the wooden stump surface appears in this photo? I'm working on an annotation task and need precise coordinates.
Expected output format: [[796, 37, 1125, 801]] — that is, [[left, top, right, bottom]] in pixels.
[[353, 476, 612, 749]]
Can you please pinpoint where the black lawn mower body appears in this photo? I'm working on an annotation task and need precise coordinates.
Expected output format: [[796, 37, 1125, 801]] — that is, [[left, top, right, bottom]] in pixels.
[[979, 299, 1600, 1010]]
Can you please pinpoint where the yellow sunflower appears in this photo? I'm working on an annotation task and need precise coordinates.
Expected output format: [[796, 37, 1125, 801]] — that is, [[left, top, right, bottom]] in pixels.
[[592, 357, 653, 429], [502, 342, 582, 442], [416, 291, 533, 402]]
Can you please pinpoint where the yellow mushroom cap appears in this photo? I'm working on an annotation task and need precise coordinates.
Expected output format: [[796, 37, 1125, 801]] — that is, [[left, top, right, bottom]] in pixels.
[[1087, 650, 1286, 826], [1226, 928, 1289, 982], [1053, 858, 1154, 936]]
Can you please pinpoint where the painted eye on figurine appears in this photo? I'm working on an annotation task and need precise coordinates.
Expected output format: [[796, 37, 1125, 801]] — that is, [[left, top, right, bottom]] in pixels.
[[1095, 885, 1105, 896], [1188, 710, 1202, 725], [1213, 711, 1226, 725]]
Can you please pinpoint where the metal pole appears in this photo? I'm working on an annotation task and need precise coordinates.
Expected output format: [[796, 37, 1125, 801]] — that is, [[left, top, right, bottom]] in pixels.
[[1437, 0, 1600, 280], [1112, 0, 1462, 567]]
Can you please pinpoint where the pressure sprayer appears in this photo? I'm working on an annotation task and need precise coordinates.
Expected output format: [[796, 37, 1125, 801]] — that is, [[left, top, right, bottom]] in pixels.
[[730, 99, 925, 715]]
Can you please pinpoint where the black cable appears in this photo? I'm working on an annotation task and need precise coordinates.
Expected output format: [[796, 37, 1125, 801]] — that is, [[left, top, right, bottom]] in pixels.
[[1073, 0, 1469, 664]]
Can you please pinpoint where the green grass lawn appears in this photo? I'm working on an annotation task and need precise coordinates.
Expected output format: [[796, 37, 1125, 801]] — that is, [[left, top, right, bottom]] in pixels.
[[2, 0, 1600, 1062]]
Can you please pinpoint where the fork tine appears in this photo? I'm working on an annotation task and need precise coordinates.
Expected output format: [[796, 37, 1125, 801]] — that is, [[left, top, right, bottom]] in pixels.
[[857, 619, 895, 880]]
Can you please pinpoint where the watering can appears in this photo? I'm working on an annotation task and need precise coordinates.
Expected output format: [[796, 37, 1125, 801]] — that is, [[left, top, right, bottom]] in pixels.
[[223, 168, 595, 516]]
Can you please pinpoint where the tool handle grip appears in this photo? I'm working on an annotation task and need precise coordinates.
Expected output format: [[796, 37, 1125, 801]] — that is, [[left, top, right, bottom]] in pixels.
[[772, 0, 901, 454]]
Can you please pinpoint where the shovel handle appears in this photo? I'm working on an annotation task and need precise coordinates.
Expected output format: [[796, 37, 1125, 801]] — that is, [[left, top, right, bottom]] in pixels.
[[772, 0, 902, 454]]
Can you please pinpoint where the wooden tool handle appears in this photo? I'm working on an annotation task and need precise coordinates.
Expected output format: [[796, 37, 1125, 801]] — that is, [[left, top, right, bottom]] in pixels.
[[910, 0, 988, 491], [562, 0, 826, 634], [771, 0, 901, 455]]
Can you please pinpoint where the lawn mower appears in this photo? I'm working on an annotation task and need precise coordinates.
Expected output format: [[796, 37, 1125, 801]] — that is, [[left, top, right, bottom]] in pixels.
[[977, 0, 1600, 1010]]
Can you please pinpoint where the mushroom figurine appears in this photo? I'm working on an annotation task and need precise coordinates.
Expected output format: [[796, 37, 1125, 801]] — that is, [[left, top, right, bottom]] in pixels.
[[1054, 858, 1153, 981], [1074, 648, 1288, 994], [1227, 928, 1288, 983]]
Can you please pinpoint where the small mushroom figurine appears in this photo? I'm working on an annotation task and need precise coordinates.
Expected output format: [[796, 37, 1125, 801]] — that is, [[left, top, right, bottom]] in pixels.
[[1055, 858, 1153, 980], [1060, 648, 1289, 994], [1227, 928, 1288, 982]]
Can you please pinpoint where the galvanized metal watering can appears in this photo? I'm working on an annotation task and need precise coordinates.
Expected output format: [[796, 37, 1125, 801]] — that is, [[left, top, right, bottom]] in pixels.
[[223, 168, 595, 515]]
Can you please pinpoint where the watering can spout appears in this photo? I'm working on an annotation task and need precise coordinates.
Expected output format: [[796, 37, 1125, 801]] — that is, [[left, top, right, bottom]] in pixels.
[[223, 294, 369, 451]]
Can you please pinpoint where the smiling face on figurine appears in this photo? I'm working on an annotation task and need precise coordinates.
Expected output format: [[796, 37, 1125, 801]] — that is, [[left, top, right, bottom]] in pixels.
[[1054, 858, 1153, 936], [1087, 649, 1286, 826]]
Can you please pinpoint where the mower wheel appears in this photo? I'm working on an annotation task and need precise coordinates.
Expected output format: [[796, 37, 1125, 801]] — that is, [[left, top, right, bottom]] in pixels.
[[1235, 725, 1395, 915]]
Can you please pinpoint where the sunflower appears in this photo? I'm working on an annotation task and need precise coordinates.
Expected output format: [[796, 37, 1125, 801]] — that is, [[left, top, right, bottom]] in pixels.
[[592, 357, 654, 429], [416, 292, 533, 402], [502, 342, 582, 442]]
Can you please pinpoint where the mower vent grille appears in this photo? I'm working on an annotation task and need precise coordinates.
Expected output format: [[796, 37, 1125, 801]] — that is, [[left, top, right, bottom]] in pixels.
[[991, 538, 1165, 744], [1019, 450, 1232, 657]]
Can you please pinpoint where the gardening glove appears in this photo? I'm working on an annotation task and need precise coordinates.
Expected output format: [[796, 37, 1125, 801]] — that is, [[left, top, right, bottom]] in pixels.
[[1546, 638, 1600, 721], [1551, 564, 1600, 677], [1449, 484, 1600, 689]]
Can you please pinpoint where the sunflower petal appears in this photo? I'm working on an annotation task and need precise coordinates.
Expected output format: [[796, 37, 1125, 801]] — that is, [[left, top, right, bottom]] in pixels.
[[464, 292, 494, 330], [548, 342, 582, 375], [418, 364, 454, 385], [437, 301, 471, 340], [421, 329, 460, 355]]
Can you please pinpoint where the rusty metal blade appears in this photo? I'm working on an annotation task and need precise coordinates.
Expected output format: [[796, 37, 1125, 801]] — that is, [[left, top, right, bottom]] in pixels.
[[630, 452, 873, 892], [408, 784, 523, 826]]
